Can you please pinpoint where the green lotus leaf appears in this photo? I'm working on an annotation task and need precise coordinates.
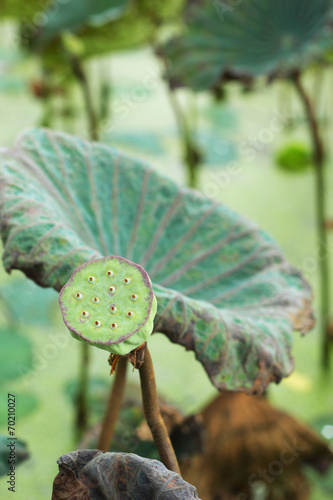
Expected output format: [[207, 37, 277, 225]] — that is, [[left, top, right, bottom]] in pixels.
[[159, 0, 333, 91], [59, 256, 157, 355], [0, 128, 314, 393]]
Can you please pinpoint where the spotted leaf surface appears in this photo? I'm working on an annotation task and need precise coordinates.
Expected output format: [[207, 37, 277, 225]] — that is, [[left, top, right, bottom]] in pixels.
[[0, 129, 314, 393], [52, 450, 200, 499], [159, 0, 333, 91], [59, 256, 157, 355]]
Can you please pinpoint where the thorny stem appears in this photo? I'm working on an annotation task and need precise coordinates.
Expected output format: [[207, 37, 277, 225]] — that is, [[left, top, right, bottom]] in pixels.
[[139, 346, 180, 474], [97, 356, 127, 451], [167, 88, 201, 189], [76, 342, 90, 438], [70, 57, 99, 141], [292, 72, 331, 369]]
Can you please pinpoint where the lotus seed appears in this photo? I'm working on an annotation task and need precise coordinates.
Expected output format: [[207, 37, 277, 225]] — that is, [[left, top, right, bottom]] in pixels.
[[124, 277, 131, 285], [106, 270, 114, 278], [81, 311, 90, 319], [126, 311, 134, 319], [109, 285, 116, 295], [110, 322, 118, 329], [94, 320, 102, 328], [88, 276, 96, 284], [130, 294, 138, 302], [75, 293, 84, 300], [110, 305, 118, 314], [92, 297, 100, 304]]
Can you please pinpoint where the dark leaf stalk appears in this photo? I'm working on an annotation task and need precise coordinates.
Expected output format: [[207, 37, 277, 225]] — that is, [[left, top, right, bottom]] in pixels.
[[292, 71, 331, 369]]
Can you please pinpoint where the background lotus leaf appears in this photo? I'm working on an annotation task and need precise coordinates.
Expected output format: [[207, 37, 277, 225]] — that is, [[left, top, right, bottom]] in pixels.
[[27, 0, 184, 63], [0, 128, 314, 393], [159, 0, 333, 91], [33, 0, 131, 49]]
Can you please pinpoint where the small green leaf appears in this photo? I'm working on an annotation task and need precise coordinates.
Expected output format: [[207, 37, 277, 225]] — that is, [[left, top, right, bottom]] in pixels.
[[275, 142, 312, 173]]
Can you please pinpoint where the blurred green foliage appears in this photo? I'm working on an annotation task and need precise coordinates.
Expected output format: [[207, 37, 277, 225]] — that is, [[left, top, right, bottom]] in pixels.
[[275, 142, 312, 173], [65, 377, 110, 424], [0, 328, 33, 383], [0, 434, 29, 476], [0, 391, 39, 427], [23, 0, 184, 67], [0, 0, 41, 19], [0, 279, 58, 326]]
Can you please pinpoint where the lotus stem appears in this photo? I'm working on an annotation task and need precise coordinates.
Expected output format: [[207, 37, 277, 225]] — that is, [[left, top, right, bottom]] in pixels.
[[167, 88, 201, 189], [99, 78, 111, 124], [40, 92, 54, 128], [292, 72, 331, 369], [76, 342, 90, 438], [139, 346, 180, 474], [97, 356, 127, 451], [70, 56, 99, 141], [70, 58, 99, 438]]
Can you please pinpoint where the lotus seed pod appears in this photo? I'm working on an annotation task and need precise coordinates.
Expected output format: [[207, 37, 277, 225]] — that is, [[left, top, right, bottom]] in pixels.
[[59, 256, 157, 355]]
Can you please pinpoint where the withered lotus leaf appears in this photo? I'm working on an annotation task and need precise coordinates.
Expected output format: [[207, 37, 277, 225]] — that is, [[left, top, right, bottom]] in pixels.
[[179, 392, 333, 499], [52, 450, 200, 499], [0, 129, 313, 393]]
